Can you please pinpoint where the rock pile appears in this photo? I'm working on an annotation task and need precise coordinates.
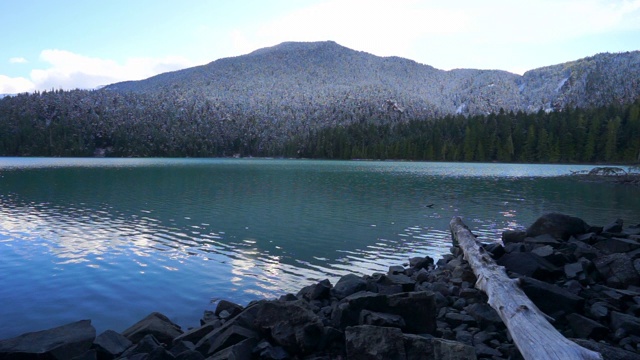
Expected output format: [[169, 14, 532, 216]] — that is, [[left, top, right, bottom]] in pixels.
[[1, 213, 640, 360]]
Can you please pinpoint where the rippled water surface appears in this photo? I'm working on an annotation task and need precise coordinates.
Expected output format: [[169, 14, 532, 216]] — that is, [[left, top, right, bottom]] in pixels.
[[0, 158, 638, 338]]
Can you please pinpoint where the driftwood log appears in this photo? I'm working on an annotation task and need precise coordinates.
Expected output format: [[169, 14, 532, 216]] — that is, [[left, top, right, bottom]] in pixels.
[[449, 216, 602, 360]]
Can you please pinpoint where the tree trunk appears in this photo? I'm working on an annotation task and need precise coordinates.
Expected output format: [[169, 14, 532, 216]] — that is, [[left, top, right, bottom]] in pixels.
[[449, 216, 602, 360]]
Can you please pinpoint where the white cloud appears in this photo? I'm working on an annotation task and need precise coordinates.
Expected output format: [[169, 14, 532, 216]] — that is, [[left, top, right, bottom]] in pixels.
[[9, 57, 28, 64], [0, 50, 195, 93], [30, 50, 195, 91], [0, 75, 34, 94]]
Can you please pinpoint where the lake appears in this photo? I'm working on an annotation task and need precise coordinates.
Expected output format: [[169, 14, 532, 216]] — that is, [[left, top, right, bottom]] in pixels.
[[0, 158, 638, 338]]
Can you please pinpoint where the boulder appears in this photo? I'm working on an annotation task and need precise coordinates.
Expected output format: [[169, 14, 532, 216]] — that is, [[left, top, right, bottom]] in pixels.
[[496, 252, 561, 280], [345, 325, 406, 360], [359, 310, 406, 328], [526, 213, 590, 240], [464, 303, 503, 327], [594, 253, 640, 288], [214, 300, 244, 320], [593, 237, 640, 254], [520, 277, 584, 318], [402, 333, 435, 360], [331, 274, 368, 299], [432, 338, 477, 360], [573, 338, 640, 360], [502, 230, 526, 244], [254, 300, 324, 354], [409, 256, 434, 270], [603, 219, 624, 233], [121, 312, 183, 345], [207, 337, 258, 360], [94, 329, 132, 358], [206, 324, 259, 355], [386, 291, 437, 334], [172, 322, 217, 347], [120, 334, 162, 358], [611, 311, 640, 336], [297, 279, 332, 301], [566, 313, 608, 340], [0, 319, 95, 360]]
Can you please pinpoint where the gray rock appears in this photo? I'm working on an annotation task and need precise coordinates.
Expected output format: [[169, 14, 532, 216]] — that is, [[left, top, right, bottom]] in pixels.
[[172, 323, 217, 347], [207, 337, 257, 360], [214, 300, 244, 319], [0, 319, 95, 360], [566, 313, 609, 340], [432, 338, 477, 360], [254, 340, 290, 360], [402, 333, 434, 360], [572, 338, 640, 360], [409, 256, 434, 270], [254, 300, 324, 354], [331, 274, 368, 299], [345, 325, 406, 360], [524, 234, 561, 245], [604, 219, 624, 233], [297, 279, 332, 301], [206, 324, 258, 355], [611, 311, 640, 336], [147, 347, 177, 360], [94, 329, 132, 358], [502, 230, 526, 243], [593, 237, 640, 254], [175, 350, 205, 360], [526, 213, 591, 240], [464, 303, 503, 327], [496, 252, 561, 280], [520, 276, 584, 317], [121, 334, 162, 358], [388, 265, 406, 275], [386, 291, 437, 334], [359, 310, 406, 328], [589, 301, 610, 320], [444, 313, 476, 327], [72, 349, 97, 360], [121, 312, 183, 345], [594, 253, 640, 288]]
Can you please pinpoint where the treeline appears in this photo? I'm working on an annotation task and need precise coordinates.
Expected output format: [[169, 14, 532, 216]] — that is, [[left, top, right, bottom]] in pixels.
[[290, 101, 640, 163], [0, 88, 638, 163]]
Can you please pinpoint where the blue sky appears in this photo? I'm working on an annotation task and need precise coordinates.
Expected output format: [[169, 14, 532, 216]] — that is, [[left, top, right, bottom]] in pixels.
[[1, 0, 639, 93]]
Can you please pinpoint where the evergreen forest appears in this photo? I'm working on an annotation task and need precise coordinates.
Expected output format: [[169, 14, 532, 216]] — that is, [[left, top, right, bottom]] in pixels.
[[0, 89, 638, 164]]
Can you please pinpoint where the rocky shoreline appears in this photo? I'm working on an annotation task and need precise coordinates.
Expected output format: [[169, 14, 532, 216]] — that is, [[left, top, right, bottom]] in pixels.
[[1, 213, 640, 360]]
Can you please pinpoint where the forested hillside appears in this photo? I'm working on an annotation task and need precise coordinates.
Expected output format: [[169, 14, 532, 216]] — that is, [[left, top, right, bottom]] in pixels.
[[0, 41, 639, 162], [0, 87, 638, 163]]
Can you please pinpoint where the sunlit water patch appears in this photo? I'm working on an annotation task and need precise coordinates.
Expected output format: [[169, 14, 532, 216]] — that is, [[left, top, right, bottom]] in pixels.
[[0, 158, 638, 338]]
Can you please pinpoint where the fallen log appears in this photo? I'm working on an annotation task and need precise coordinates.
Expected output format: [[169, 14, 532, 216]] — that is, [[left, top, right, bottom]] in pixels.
[[449, 216, 602, 360]]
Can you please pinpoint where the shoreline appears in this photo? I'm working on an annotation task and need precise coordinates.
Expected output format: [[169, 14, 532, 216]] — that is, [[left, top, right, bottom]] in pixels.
[[1, 213, 640, 359]]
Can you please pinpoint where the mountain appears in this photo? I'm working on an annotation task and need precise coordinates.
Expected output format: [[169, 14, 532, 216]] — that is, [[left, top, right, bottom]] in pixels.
[[104, 41, 640, 117]]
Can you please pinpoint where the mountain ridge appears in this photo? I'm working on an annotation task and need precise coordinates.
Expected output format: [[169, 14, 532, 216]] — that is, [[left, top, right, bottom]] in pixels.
[[104, 41, 640, 116]]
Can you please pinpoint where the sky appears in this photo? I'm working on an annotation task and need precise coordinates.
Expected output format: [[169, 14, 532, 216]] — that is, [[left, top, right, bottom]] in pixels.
[[1, 0, 639, 94]]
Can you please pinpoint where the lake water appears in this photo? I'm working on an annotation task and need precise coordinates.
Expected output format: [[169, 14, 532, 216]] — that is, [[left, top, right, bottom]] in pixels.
[[0, 158, 638, 338]]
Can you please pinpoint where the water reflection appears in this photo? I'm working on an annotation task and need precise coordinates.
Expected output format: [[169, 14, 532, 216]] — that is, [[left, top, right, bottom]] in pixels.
[[0, 158, 638, 338]]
